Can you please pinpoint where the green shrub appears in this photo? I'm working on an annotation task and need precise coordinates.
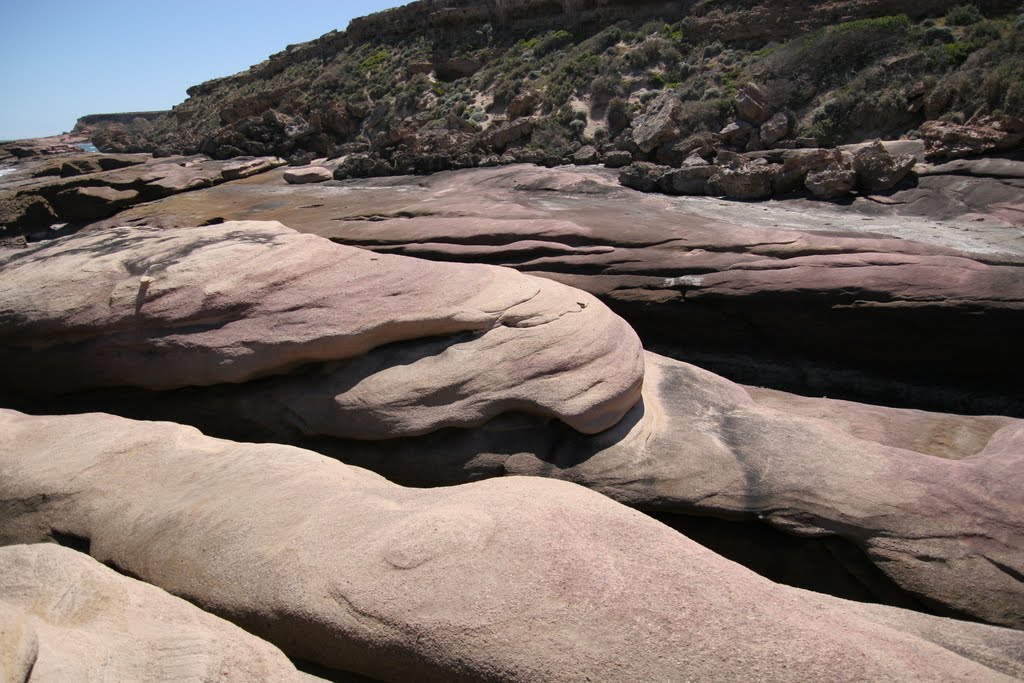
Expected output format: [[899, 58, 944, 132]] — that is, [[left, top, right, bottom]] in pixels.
[[946, 4, 982, 26], [359, 49, 389, 71], [648, 71, 666, 88], [944, 42, 974, 64]]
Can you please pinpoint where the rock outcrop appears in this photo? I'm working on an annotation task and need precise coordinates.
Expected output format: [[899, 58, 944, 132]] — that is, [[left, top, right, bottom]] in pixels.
[[0, 544, 311, 681], [74, 163, 1024, 417], [0, 221, 644, 437], [2, 409, 1023, 681], [0, 154, 285, 237]]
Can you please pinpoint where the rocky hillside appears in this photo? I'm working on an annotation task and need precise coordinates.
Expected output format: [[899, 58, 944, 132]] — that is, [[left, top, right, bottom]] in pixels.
[[89, 0, 1024, 174]]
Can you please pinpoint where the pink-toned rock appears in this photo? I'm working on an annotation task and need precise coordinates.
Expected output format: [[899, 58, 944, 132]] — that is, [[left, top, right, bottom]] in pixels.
[[283, 165, 333, 184], [0, 221, 643, 436], [1, 409, 1022, 682], [0, 544, 310, 681]]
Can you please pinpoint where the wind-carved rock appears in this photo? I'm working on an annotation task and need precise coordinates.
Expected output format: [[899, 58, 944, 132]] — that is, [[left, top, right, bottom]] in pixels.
[[0, 221, 644, 437], [1, 409, 1023, 681]]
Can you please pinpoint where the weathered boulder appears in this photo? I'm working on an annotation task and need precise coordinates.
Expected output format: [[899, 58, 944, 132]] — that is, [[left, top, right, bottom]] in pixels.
[[734, 82, 769, 124], [759, 111, 790, 146], [333, 153, 393, 178], [852, 140, 917, 192], [220, 156, 286, 181], [710, 155, 775, 199], [2, 409, 1023, 682], [717, 120, 754, 147], [0, 221, 644, 437], [283, 165, 333, 184], [618, 161, 668, 192], [0, 544, 310, 681], [921, 117, 1024, 160], [632, 92, 681, 153], [506, 91, 539, 119], [602, 150, 633, 168], [772, 148, 835, 194], [571, 145, 599, 165], [805, 154, 857, 198], [659, 154, 715, 195], [478, 117, 535, 152]]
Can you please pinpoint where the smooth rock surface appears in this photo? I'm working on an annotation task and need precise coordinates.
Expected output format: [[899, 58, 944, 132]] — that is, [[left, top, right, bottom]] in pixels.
[[74, 164, 1024, 415], [0, 220, 644, 436], [0, 544, 312, 681], [283, 166, 334, 184], [1, 409, 1023, 682]]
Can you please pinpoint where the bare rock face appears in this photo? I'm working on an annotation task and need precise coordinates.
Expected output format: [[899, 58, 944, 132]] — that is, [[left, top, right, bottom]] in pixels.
[[617, 161, 668, 192], [2, 409, 1023, 682], [632, 92, 681, 154], [0, 221, 644, 437], [921, 117, 1024, 160], [710, 153, 775, 199], [0, 544, 310, 681], [759, 111, 790, 146], [734, 82, 769, 125], [805, 155, 857, 198], [853, 140, 917, 192]]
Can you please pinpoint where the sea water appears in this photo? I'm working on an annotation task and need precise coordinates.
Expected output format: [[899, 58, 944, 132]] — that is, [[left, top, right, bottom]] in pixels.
[[77, 142, 99, 153]]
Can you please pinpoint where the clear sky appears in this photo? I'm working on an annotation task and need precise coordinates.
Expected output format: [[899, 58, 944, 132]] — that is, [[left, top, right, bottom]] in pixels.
[[0, 0, 409, 140]]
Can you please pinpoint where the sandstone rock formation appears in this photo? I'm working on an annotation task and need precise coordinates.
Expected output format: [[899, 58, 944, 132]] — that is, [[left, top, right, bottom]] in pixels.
[[0, 221, 644, 437], [0, 544, 312, 681], [2, 409, 1023, 681], [283, 165, 333, 184], [0, 154, 285, 237], [1, 216, 1020, 628], [75, 163, 1024, 417]]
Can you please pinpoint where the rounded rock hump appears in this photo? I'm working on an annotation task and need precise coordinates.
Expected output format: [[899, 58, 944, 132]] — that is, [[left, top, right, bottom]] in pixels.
[[0, 221, 644, 437]]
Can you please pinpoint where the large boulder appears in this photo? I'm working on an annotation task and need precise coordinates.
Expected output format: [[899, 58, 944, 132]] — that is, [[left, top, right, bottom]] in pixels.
[[333, 153, 393, 179], [618, 161, 669, 192], [759, 111, 790, 146], [632, 92, 681, 154], [852, 140, 917, 192], [734, 82, 769, 125], [709, 154, 775, 199], [478, 117, 535, 152], [660, 155, 715, 195], [0, 544, 309, 681], [805, 154, 857, 199], [921, 117, 1024, 160], [0, 221, 643, 437], [1, 409, 1023, 682]]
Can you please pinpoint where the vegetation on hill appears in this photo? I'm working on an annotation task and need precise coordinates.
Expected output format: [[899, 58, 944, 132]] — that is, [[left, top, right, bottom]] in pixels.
[[88, 1, 1024, 172]]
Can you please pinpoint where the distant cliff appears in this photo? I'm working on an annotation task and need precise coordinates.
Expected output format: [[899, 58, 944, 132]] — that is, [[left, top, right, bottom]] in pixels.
[[73, 111, 168, 132]]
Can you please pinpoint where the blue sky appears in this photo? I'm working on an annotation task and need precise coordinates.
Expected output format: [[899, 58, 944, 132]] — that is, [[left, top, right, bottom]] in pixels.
[[0, 0, 408, 140]]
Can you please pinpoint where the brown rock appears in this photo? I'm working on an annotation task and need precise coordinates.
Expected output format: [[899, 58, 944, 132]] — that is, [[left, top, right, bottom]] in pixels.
[[921, 118, 1024, 160], [618, 161, 669, 192], [283, 165, 333, 184], [805, 154, 857, 198], [759, 112, 790, 146], [710, 157, 775, 199], [734, 82, 769, 124], [632, 92, 681, 154], [852, 140, 917, 192]]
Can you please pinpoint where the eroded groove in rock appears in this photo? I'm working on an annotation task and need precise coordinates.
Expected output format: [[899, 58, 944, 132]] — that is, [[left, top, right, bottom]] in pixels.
[[0, 221, 644, 436], [1, 409, 1022, 682]]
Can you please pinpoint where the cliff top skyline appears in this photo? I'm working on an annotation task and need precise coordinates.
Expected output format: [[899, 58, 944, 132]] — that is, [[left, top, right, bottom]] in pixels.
[[0, 0, 407, 140]]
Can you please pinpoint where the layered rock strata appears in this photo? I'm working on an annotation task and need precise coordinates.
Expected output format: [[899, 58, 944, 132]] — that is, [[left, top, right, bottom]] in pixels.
[[1, 409, 1023, 681], [1, 219, 1020, 629], [0, 220, 644, 436]]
